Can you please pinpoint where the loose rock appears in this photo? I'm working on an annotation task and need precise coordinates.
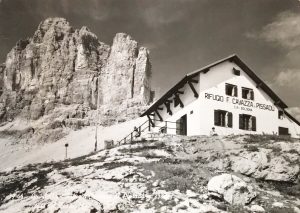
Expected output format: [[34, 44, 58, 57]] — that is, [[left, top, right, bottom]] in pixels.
[[207, 173, 257, 205]]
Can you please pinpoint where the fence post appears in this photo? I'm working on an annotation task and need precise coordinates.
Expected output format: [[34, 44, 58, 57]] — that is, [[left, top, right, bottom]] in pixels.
[[131, 132, 133, 143], [148, 120, 151, 131], [165, 121, 167, 133]]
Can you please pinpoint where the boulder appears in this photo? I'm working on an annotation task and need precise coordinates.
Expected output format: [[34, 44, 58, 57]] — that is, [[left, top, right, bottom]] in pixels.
[[230, 150, 300, 183], [264, 156, 299, 182], [250, 204, 265, 212], [230, 151, 269, 178], [207, 174, 257, 205], [272, 202, 284, 208]]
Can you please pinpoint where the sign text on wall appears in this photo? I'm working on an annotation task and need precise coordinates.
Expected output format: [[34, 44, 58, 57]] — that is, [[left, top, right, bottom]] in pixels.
[[204, 93, 275, 111]]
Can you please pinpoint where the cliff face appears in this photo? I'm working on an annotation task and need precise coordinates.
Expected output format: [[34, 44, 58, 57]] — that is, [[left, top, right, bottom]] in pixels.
[[0, 18, 152, 126], [98, 33, 152, 124]]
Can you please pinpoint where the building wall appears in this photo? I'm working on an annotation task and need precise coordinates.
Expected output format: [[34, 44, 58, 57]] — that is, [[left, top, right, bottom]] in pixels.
[[151, 61, 300, 138], [152, 75, 200, 135]]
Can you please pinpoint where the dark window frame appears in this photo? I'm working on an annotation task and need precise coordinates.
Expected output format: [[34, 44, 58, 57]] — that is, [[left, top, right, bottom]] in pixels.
[[278, 127, 289, 136], [278, 110, 284, 120], [214, 110, 233, 128], [233, 68, 241, 76], [239, 114, 256, 131], [225, 83, 238, 97], [242, 87, 254, 100]]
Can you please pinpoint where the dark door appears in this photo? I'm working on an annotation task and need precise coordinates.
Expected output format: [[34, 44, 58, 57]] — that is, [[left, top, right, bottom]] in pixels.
[[278, 127, 289, 136], [176, 115, 187, 135]]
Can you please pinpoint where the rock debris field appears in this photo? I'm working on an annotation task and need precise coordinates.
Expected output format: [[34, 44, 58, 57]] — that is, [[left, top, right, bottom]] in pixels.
[[0, 134, 300, 213]]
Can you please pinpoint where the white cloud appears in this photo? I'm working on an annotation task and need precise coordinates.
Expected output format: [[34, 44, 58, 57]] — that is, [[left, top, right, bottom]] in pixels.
[[286, 107, 300, 121], [141, 5, 185, 28], [260, 12, 300, 49], [248, 11, 300, 96], [275, 69, 300, 87]]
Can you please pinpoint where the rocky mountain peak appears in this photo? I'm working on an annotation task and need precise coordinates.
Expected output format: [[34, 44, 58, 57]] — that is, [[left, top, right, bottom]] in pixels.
[[32, 17, 73, 44], [113, 33, 137, 49], [0, 17, 153, 134]]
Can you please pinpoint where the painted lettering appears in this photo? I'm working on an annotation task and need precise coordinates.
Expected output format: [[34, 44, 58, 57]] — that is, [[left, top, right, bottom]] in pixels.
[[204, 93, 224, 102], [255, 103, 275, 111], [205, 93, 276, 111]]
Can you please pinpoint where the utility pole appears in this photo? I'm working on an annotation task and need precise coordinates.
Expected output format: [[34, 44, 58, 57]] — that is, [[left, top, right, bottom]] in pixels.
[[95, 124, 98, 152], [94, 77, 100, 152]]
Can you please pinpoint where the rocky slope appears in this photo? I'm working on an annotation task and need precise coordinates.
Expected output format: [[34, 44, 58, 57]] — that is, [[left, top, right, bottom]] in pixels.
[[0, 17, 152, 128], [1, 134, 300, 213]]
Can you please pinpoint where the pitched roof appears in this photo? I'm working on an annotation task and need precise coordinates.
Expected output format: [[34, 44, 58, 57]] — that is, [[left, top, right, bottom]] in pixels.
[[141, 54, 289, 117], [284, 110, 300, 126]]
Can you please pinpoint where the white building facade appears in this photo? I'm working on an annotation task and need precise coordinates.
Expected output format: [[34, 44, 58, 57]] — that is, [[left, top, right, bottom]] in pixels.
[[141, 55, 300, 138]]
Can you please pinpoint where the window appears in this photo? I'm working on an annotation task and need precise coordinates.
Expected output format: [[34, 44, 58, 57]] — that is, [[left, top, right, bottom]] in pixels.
[[242, 87, 254, 100], [278, 127, 289, 136], [233, 68, 240, 76], [214, 110, 233, 128], [225, 84, 237, 97], [278, 110, 284, 120], [239, 114, 256, 131]]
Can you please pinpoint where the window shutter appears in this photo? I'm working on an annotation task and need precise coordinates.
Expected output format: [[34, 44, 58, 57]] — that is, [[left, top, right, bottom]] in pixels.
[[239, 114, 244, 129], [227, 112, 233, 128], [214, 110, 220, 126], [234, 86, 237, 97], [252, 116, 256, 131], [250, 90, 254, 100], [242, 89, 245, 99]]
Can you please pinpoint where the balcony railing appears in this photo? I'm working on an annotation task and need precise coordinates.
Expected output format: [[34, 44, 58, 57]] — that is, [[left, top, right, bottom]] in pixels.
[[117, 119, 184, 146]]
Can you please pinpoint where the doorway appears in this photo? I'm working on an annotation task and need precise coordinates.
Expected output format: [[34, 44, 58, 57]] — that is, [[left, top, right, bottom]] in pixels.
[[176, 114, 187, 135]]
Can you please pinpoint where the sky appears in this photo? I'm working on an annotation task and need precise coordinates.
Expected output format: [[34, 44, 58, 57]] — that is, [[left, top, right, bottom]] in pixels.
[[0, 0, 300, 119]]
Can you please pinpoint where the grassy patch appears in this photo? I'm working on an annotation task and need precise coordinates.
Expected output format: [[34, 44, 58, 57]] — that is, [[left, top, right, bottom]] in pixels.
[[225, 134, 245, 140], [276, 182, 300, 197], [287, 149, 299, 155], [244, 134, 294, 144], [164, 176, 191, 192], [261, 180, 300, 198], [269, 207, 295, 213], [65, 151, 106, 167], [60, 171, 72, 179], [244, 145, 259, 152], [0, 169, 50, 205], [118, 142, 166, 154], [99, 161, 134, 170], [271, 146, 282, 153], [141, 160, 209, 193], [69, 158, 99, 167], [51, 161, 69, 170]]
